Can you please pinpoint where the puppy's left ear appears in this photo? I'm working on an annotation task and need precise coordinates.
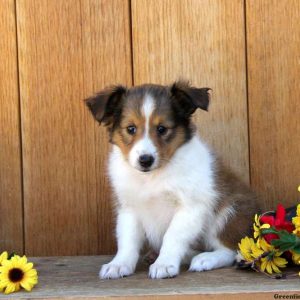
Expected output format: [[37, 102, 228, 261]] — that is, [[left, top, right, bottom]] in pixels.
[[170, 81, 211, 117]]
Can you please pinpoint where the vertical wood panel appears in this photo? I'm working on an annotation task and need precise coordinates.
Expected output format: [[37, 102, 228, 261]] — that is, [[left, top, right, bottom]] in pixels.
[[132, 0, 249, 183], [0, 0, 23, 253], [247, 0, 300, 209], [17, 0, 132, 255]]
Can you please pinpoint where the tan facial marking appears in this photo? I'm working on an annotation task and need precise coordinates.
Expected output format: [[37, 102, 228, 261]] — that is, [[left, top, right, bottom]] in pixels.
[[111, 109, 145, 157], [147, 113, 188, 167]]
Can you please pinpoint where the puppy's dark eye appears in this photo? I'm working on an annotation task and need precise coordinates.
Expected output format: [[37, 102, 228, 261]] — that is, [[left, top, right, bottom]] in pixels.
[[157, 125, 168, 136], [127, 125, 137, 135]]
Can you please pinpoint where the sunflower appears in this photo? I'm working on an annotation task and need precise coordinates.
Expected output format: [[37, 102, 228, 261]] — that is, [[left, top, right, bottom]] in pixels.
[[238, 236, 256, 261], [253, 214, 270, 241], [251, 238, 287, 274], [0, 255, 38, 294]]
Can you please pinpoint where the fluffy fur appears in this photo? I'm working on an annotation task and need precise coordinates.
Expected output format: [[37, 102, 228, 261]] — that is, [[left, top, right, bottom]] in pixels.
[[85, 82, 260, 279]]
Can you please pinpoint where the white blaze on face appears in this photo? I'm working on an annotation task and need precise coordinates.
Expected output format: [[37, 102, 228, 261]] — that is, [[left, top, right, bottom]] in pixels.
[[128, 94, 159, 171]]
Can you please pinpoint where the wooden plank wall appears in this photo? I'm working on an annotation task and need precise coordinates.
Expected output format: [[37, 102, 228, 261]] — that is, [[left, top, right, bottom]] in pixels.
[[0, 0, 23, 253], [16, 0, 132, 255], [0, 0, 299, 255], [246, 0, 300, 210], [132, 0, 249, 183]]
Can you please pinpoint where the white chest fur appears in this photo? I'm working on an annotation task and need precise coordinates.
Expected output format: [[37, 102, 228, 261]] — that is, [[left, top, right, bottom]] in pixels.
[[108, 135, 217, 251]]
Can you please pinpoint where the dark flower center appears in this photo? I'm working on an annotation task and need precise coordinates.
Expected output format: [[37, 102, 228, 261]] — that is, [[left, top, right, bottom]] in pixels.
[[8, 268, 24, 282]]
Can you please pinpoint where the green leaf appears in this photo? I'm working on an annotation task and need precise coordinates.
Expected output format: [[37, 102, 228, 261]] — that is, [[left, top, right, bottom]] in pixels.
[[292, 245, 300, 254], [291, 236, 300, 253], [260, 228, 300, 252], [273, 242, 294, 252], [269, 230, 298, 252], [261, 228, 279, 235]]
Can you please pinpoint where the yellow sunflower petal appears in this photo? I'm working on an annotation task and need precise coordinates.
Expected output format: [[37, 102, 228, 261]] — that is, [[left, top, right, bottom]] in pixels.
[[26, 277, 38, 285], [239, 237, 257, 261], [10, 255, 20, 267], [0, 280, 9, 289], [270, 261, 281, 273], [251, 242, 264, 258], [18, 256, 27, 265], [0, 251, 8, 264], [21, 281, 33, 291], [23, 262, 34, 272], [15, 283, 21, 292], [25, 268, 37, 277], [259, 238, 273, 252], [0, 266, 9, 273], [261, 224, 270, 229], [1, 259, 11, 267], [273, 256, 288, 267], [255, 214, 259, 224], [291, 251, 300, 265], [297, 207, 300, 218], [4, 283, 16, 294], [266, 261, 273, 274], [260, 258, 267, 272]]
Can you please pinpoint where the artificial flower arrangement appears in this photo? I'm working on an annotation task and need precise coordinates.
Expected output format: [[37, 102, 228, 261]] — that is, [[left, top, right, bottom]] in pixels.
[[0, 251, 38, 294], [238, 186, 300, 278]]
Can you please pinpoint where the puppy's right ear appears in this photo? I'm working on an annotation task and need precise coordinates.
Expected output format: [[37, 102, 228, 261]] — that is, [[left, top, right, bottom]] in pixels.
[[85, 85, 127, 126]]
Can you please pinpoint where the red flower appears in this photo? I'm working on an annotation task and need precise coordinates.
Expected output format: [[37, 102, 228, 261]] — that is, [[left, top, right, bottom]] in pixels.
[[260, 204, 295, 244]]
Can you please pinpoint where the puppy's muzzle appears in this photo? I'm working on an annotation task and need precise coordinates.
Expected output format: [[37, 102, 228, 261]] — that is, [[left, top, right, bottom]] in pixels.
[[138, 154, 154, 171]]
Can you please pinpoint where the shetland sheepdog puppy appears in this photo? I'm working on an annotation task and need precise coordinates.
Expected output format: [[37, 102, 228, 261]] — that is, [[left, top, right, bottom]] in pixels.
[[85, 81, 260, 279]]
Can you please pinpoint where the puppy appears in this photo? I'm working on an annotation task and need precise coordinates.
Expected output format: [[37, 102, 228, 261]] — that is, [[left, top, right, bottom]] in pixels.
[[85, 81, 260, 279]]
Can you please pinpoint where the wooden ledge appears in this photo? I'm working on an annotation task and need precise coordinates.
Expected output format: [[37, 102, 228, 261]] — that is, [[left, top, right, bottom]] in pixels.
[[0, 256, 299, 299]]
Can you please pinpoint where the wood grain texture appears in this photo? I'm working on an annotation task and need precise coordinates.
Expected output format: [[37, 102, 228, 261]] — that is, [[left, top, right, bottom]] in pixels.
[[247, 0, 300, 209], [0, 0, 23, 253], [132, 0, 249, 183], [0, 256, 299, 299], [17, 0, 132, 255]]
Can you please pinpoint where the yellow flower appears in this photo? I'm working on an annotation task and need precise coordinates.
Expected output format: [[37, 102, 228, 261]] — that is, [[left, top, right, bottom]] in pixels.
[[260, 254, 287, 274], [292, 204, 300, 236], [252, 238, 287, 274], [291, 250, 300, 265], [0, 252, 8, 292], [238, 236, 256, 261], [0, 255, 38, 294], [0, 252, 8, 265], [253, 214, 270, 240]]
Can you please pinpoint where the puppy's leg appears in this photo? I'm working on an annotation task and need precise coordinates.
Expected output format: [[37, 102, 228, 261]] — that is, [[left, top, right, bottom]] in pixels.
[[100, 209, 144, 279], [149, 207, 203, 279], [189, 247, 236, 272]]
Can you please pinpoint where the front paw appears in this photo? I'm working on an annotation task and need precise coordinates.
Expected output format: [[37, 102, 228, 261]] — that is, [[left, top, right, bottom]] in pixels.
[[149, 262, 179, 279], [99, 262, 134, 279]]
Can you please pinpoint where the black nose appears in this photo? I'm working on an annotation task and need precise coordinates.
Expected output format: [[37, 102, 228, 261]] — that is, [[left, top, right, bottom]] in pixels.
[[139, 154, 154, 169]]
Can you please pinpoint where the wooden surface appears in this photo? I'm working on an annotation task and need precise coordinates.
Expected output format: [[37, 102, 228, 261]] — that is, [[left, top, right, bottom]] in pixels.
[[0, 0, 23, 253], [0, 256, 299, 299], [16, 0, 132, 256], [132, 0, 249, 183], [1, 0, 300, 256], [247, 0, 300, 209]]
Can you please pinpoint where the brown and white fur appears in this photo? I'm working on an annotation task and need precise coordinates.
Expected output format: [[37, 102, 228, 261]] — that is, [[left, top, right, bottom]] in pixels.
[[85, 81, 260, 279]]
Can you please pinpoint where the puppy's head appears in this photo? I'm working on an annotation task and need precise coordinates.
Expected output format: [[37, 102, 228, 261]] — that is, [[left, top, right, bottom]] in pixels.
[[85, 81, 211, 172]]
